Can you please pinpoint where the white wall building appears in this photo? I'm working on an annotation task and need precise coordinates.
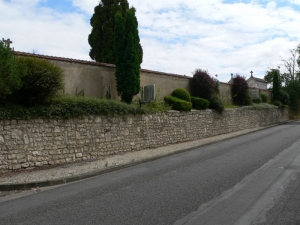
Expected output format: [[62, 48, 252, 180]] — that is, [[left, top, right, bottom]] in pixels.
[[247, 74, 268, 90]]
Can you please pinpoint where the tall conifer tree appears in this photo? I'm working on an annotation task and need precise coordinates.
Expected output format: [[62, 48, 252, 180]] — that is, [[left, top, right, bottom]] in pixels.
[[88, 0, 128, 64], [114, 8, 141, 103], [88, 0, 142, 65], [272, 69, 281, 101], [114, 12, 125, 97]]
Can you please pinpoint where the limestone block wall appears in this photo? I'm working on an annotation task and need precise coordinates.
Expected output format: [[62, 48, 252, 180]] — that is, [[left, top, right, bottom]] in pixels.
[[0, 108, 289, 173]]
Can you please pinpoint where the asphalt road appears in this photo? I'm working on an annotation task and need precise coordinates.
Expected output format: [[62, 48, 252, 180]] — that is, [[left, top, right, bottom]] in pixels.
[[0, 121, 300, 225]]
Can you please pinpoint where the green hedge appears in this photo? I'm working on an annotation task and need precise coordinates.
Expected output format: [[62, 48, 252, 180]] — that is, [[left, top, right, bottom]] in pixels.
[[253, 96, 262, 104], [0, 96, 146, 120], [191, 97, 209, 110], [164, 96, 192, 111], [279, 90, 289, 105], [260, 94, 268, 103], [209, 95, 224, 113]]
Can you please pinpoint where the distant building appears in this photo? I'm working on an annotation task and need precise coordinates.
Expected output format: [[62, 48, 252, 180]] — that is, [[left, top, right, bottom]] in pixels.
[[246, 74, 267, 90], [228, 72, 268, 90]]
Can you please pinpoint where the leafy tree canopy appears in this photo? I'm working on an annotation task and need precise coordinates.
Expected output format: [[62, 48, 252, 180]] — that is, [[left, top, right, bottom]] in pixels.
[[265, 46, 300, 87], [231, 75, 249, 106], [190, 69, 216, 100], [0, 40, 21, 101]]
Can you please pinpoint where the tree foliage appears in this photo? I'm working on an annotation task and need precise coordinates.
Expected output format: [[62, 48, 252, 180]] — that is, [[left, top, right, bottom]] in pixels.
[[190, 69, 216, 100], [283, 81, 300, 114], [264, 68, 284, 87], [231, 75, 249, 106], [272, 69, 280, 102], [88, 0, 142, 65], [279, 90, 289, 105], [265, 47, 300, 87], [114, 12, 125, 99], [281, 48, 300, 85], [10, 57, 64, 106], [114, 8, 141, 103], [0, 40, 21, 100]]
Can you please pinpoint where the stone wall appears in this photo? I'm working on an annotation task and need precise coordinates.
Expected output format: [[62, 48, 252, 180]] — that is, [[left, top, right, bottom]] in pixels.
[[0, 108, 289, 173]]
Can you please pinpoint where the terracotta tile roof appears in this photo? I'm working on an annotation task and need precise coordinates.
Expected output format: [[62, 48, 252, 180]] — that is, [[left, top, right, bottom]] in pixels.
[[13, 51, 191, 80]]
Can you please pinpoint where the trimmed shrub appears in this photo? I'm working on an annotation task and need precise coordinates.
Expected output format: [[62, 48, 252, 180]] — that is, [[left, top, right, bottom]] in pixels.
[[279, 90, 289, 105], [191, 97, 209, 110], [12, 57, 64, 106], [209, 95, 224, 113], [245, 94, 253, 106], [164, 96, 192, 111], [273, 100, 282, 108], [190, 69, 216, 100], [253, 96, 262, 104], [284, 80, 300, 114], [0, 41, 22, 100], [260, 94, 268, 103], [231, 75, 249, 106], [171, 88, 191, 102]]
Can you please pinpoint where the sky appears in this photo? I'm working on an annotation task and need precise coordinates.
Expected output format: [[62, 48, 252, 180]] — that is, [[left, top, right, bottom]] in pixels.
[[1, 0, 300, 82]]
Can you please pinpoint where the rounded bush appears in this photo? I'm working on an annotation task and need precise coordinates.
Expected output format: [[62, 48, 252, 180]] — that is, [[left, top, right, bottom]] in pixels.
[[245, 94, 252, 106], [191, 96, 209, 110], [273, 100, 282, 108], [253, 96, 262, 104], [164, 96, 192, 111], [231, 75, 249, 106], [190, 69, 216, 100], [279, 90, 289, 105], [12, 57, 64, 106], [171, 88, 191, 102], [209, 95, 224, 113], [260, 94, 268, 103], [284, 81, 300, 114]]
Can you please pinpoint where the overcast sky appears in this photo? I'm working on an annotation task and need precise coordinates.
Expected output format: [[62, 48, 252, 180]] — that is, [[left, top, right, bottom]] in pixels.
[[1, 0, 300, 82]]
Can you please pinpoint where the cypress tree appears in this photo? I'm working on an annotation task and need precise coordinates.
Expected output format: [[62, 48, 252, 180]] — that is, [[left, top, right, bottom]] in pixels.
[[88, 0, 142, 65], [114, 8, 141, 103], [273, 69, 281, 101], [114, 12, 125, 97], [88, 0, 128, 64]]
